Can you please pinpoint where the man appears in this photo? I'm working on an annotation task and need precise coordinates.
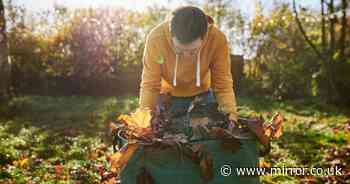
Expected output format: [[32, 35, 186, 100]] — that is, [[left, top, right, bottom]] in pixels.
[[121, 7, 259, 183], [139, 6, 238, 125]]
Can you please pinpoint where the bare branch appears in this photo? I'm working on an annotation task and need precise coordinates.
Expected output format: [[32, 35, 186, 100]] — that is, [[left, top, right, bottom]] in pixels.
[[292, 0, 325, 61]]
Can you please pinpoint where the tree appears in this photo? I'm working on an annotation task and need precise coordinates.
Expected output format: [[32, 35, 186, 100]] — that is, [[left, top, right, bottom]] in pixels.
[[247, 3, 318, 99], [292, 0, 349, 104], [0, 0, 11, 99]]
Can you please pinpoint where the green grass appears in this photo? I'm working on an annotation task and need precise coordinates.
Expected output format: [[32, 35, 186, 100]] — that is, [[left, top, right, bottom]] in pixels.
[[237, 96, 350, 183], [0, 95, 349, 183], [0, 95, 139, 183]]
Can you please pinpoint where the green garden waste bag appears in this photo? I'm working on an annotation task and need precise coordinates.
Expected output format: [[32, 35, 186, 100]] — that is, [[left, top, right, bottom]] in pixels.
[[120, 139, 260, 184], [116, 90, 261, 184]]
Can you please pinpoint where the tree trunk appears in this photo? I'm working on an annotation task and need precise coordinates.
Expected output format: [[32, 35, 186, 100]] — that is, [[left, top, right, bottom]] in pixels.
[[230, 54, 244, 95], [327, 0, 339, 103], [0, 0, 10, 99], [321, 0, 327, 53], [329, 0, 335, 57], [338, 0, 348, 63]]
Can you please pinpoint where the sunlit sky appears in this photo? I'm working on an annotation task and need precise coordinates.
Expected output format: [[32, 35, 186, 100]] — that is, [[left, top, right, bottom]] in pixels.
[[12, 0, 320, 19]]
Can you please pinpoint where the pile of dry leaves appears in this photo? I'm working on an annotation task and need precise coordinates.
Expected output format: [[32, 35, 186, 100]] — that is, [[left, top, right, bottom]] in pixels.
[[104, 98, 284, 183]]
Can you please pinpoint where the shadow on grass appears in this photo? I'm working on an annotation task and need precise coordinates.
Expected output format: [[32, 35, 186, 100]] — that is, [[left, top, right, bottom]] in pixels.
[[237, 96, 349, 118], [5, 95, 138, 134], [0, 95, 139, 160]]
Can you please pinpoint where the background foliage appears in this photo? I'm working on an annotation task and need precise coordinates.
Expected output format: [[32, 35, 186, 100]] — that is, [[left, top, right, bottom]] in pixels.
[[1, 0, 349, 105]]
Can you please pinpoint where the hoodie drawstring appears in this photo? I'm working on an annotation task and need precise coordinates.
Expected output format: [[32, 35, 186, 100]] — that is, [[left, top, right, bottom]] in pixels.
[[172, 49, 202, 87], [173, 53, 179, 86], [196, 49, 201, 87]]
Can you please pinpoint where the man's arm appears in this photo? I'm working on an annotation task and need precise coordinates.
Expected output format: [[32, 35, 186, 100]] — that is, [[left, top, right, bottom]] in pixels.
[[139, 36, 162, 111], [210, 33, 238, 122]]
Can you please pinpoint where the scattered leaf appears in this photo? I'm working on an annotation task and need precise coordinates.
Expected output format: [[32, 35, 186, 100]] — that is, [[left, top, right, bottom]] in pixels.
[[199, 152, 214, 183], [264, 113, 284, 139], [55, 164, 63, 179], [259, 160, 271, 168], [136, 167, 155, 184], [109, 144, 139, 172], [13, 157, 29, 169], [118, 108, 152, 129]]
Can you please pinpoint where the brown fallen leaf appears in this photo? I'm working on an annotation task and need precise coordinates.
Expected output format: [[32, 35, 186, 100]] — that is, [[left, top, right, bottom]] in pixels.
[[136, 167, 155, 184], [199, 152, 214, 183], [181, 144, 214, 183], [191, 144, 203, 154], [210, 127, 227, 139], [259, 160, 271, 168], [242, 118, 269, 146], [209, 127, 242, 153], [264, 113, 284, 138], [109, 144, 139, 173], [220, 138, 241, 154], [55, 164, 63, 179], [190, 117, 210, 127]]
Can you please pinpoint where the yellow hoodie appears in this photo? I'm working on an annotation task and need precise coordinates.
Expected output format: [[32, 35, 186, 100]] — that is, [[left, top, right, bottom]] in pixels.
[[139, 16, 238, 121]]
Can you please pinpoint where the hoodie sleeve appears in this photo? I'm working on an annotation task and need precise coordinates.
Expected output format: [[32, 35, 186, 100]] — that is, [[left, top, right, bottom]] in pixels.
[[210, 33, 238, 121], [139, 36, 162, 111]]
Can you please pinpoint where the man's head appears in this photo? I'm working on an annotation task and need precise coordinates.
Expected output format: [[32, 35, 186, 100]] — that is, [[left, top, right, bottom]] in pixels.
[[170, 6, 208, 54]]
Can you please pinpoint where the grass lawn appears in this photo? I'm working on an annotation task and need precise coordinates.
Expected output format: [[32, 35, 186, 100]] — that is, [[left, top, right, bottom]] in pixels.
[[0, 95, 349, 183]]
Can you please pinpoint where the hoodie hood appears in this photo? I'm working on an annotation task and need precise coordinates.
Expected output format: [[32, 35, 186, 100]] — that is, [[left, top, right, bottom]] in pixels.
[[164, 15, 215, 87]]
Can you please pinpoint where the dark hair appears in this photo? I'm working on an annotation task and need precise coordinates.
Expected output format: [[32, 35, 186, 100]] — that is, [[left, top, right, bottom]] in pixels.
[[170, 6, 208, 44]]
